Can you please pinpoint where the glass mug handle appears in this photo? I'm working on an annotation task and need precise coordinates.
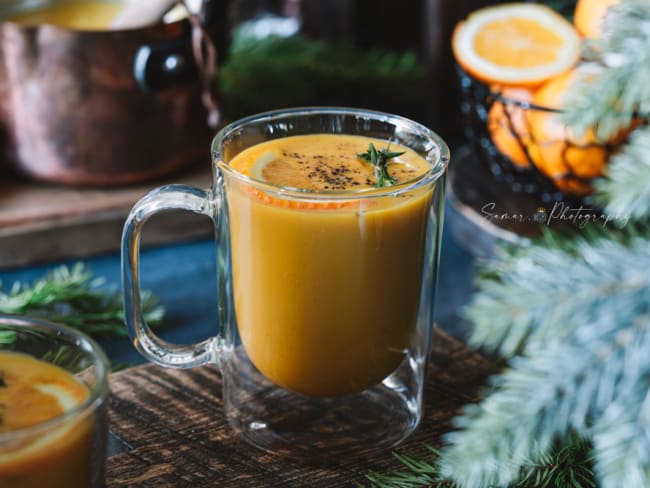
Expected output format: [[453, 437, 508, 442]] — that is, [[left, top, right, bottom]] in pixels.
[[122, 184, 221, 368]]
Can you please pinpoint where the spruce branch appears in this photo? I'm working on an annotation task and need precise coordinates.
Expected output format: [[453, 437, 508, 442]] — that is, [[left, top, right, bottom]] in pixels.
[[561, 0, 650, 220], [593, 127, 650, 220], [562, 0, 650, 140], [465, 227, 650, 357], [0, 263, 163, 338], [590, 331, 650, 488], [439, 236, 650, 488], [364, 438, 594, 488], [435, 2, 650, 486]]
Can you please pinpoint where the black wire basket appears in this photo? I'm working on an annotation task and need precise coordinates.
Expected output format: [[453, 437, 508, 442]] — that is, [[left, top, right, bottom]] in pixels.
[[456, 65, 619, 205]]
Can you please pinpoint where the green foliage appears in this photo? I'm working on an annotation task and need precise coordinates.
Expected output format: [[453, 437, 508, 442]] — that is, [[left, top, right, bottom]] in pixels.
[[465, 226, 650, 357], [593, 127, 650, 220], [365, 438, 595, 488], [357, 143, 405, 188], [366, 446, 452, 488], [219, 24, 424, 121], [439, 231, 650, 488], [562, 0, 650, 221], [0, 263, 163, 338], [563, 0, 650, 139]]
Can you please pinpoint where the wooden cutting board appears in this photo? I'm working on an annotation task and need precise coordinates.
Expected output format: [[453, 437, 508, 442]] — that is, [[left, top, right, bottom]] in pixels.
[[0, 165, 214, 268], [106, 329, 494, 487]]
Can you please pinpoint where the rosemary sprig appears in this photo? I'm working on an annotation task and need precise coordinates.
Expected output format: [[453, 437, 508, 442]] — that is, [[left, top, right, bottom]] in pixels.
[[358, 143, 405, 188], [0, 263, 163, 339]]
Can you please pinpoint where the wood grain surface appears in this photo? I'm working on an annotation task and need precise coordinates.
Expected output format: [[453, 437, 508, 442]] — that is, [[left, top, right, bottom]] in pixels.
[[106, 329, 494, 487], [0, 165, 214, 268]]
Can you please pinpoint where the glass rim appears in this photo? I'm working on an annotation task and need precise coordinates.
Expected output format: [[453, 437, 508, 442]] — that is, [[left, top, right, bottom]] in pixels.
[[211, 107, 450, 200], [0, 314, 109, 442]]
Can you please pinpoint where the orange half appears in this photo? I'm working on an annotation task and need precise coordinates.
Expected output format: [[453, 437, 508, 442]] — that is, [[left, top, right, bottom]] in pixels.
[[0, 353, 89, 435], [452, 3, 581, 87]]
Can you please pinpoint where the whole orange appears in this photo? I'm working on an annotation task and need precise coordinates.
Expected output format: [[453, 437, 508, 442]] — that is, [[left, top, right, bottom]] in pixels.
[[574, 0, 620, 38], [487, 86, 535, 168], [526, 70, 631, 195]]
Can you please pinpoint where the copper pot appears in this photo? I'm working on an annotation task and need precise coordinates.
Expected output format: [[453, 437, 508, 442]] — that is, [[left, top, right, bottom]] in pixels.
[[0, 0, 225, 186]]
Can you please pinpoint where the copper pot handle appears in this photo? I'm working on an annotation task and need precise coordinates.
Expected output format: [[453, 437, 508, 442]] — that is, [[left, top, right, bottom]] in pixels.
[[133, 0, 221, 127], [133, 35, 198, 93]]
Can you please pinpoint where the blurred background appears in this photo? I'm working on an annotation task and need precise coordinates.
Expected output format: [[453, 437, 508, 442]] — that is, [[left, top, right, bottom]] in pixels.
[[0, 0, 511, 268], [0, 0, 507, 189]]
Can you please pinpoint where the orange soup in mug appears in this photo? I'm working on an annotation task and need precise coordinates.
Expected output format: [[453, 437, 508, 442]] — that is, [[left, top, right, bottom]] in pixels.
[[227, 134, 433, 396], [122, 107, 449, 456]]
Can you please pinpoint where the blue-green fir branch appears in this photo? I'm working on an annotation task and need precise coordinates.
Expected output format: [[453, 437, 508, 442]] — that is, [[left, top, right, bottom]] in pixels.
[[591, 325, 650, 487], [562, 0, 650, 140], [436, 3, 650, 485], [439, 236, 650, 488], [593, 127, 650, 220], [561, 0, 650, 221], [465, 229, 650, 358]]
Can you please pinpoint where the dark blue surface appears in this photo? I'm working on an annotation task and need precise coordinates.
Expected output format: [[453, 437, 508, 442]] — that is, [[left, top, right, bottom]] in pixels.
[[0, 209, 475, 366]]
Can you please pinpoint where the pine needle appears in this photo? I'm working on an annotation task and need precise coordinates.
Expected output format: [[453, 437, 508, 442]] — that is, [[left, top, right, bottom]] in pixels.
[[434, 2, 650, 487], [562, 0, 650, 139], [365, 446, 454, 488], [594, 127, 650, 220], [562, 0, 650, 221], [440, 232, 650, 488], [0, 263, 163, 338], [365, 439, 595, 488]]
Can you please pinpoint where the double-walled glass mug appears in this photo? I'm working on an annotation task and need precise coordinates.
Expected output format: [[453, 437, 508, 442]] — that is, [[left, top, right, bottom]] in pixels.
[[122, 107, 450, 456], [0, 315, 109, 487]]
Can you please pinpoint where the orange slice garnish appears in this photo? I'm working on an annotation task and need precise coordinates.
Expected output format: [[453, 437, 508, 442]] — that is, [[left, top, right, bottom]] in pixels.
[[0, 353, 89, 434]]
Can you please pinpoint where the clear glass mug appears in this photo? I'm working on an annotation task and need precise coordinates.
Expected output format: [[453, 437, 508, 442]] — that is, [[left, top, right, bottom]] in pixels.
[[122, 107, 450, 456], [0, 315, 109, 487]]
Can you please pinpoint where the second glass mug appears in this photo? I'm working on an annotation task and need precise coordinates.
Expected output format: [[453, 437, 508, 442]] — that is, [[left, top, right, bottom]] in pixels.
[[122, 107, 450, 456]]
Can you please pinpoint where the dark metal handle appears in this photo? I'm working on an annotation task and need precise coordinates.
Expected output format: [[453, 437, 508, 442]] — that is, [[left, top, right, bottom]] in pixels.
[[134, 30, 198, 93], [133, 0, 224, 126]]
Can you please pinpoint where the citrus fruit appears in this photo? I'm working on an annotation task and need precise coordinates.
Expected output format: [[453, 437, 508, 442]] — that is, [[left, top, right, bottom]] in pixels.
[[452, 3, 581, 87], [0, 353, 89, 434], [0, 353, 95, 488], [487, 86, 535, 167], [525, 70, 631, 195], [574, 0, 620, 38]]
